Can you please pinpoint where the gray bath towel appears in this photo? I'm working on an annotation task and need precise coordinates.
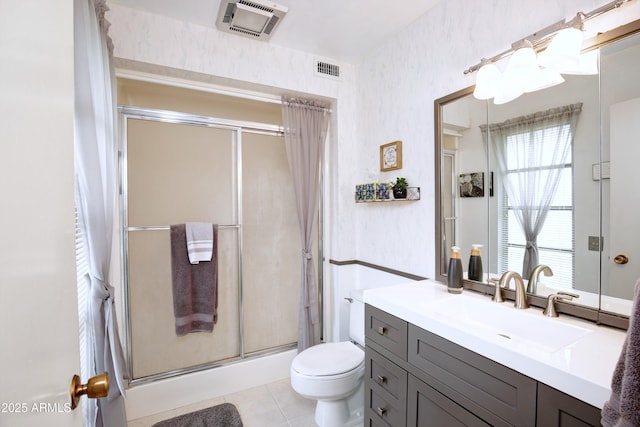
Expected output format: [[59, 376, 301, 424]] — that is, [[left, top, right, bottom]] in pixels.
[[170, 224, 218, 336], [602, 278, 640, 427]]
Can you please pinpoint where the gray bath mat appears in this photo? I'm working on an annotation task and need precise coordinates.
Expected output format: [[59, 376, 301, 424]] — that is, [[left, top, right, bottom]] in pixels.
[[152, 402, 243, 427]]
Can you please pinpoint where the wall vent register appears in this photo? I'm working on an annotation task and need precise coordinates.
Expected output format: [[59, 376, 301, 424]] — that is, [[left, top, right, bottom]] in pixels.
[[316, 60, 341, 78]]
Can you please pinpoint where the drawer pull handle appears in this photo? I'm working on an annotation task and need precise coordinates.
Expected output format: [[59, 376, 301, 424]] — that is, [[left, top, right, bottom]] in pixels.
[[377, 326, 387, 335], [376, 375, 387, 384], [376, 407, 386, 417]]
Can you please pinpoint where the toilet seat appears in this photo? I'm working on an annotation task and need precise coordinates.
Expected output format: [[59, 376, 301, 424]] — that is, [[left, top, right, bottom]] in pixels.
[[292, 342, 364, 377]]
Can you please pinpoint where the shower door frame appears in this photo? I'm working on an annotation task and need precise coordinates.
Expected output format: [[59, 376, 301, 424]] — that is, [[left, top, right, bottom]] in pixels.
[[118, 105, 322, 385]]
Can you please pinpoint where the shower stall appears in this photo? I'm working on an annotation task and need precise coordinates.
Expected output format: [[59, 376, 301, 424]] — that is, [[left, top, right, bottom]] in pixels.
[[117, 79, 316, 384]]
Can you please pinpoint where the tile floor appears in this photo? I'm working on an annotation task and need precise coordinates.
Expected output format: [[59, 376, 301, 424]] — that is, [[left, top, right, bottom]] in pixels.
[[127, 378, 317, 427]]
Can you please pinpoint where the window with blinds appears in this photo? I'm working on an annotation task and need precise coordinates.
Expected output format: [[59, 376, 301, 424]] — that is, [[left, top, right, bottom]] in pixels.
[[499, 124, 575, 290]]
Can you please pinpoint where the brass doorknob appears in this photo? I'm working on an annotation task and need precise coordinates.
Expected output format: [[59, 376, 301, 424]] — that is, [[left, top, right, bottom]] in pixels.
[[70, 372, 109, 410], [614, 254, 629, 265]]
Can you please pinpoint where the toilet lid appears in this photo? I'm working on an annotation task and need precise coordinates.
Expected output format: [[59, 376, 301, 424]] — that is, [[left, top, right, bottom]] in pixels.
[[292, 342, 364, 376]]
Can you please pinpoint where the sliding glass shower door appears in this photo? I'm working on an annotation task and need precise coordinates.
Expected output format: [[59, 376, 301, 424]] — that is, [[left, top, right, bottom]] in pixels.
[[121, 107, 301, 383]]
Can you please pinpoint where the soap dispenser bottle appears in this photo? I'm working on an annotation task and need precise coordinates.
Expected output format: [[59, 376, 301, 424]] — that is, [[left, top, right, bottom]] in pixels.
[[468, 244, 483, 282], [447, 246, 464, 294]]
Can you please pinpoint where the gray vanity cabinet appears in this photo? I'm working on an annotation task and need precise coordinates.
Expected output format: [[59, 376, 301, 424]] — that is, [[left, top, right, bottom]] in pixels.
[[364, 304, 603, 427]]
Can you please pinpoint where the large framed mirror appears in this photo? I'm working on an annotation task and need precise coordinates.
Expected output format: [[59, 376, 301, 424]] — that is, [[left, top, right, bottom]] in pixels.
[[435, 19, 640, 328]]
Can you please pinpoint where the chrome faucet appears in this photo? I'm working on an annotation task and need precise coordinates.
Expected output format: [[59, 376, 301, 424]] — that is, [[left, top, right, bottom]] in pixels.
[[543, 292, 579, 317], [498, 271, 530, 309], [527, 265, 553, 294]]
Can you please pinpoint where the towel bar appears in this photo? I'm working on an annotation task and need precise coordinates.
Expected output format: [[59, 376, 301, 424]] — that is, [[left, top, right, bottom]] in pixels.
[[127, 225, 240, 231]]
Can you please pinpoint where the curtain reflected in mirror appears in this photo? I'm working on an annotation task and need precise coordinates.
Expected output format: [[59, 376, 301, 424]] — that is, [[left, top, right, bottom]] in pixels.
[[482, 103, 582, 282]]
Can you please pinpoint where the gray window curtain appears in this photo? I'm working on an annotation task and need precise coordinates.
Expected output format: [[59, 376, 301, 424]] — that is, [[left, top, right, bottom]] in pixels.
[[281, 96, 330, 352], [480, 103, 582, 278], [74, 0, 127, 425]]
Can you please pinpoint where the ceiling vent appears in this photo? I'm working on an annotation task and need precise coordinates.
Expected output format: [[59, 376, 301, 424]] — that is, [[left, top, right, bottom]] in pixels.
[[216, 0, 288, 41]]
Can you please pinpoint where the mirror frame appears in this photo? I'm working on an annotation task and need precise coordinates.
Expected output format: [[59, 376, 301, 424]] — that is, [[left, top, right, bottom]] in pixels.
[[434, 19, 640, 330]]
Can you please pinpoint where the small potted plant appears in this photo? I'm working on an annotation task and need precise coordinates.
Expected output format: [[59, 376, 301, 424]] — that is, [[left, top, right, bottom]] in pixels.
[[391, 177, 408, 199]]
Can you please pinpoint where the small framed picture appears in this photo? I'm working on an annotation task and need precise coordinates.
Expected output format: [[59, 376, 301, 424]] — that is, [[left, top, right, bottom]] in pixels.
[[380, 140, 402, 172], [459, 172, 484, 197]]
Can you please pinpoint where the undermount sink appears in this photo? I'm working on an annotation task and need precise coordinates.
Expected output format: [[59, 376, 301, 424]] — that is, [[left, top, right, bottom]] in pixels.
[[425, 296, 592, 353]]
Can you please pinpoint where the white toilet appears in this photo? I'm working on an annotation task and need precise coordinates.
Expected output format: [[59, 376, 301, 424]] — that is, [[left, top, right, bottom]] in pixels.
[[290, 290, 366, 427]]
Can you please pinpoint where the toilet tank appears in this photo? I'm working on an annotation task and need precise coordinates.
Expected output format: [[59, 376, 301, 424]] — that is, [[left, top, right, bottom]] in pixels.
[[348, 290, 365, 346]]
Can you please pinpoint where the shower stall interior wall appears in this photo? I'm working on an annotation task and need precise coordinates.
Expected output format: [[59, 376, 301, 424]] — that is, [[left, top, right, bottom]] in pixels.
[[117, 79, 314, 382]]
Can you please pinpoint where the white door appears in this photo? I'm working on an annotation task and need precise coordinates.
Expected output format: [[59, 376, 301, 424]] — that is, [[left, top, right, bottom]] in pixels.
[[609, 98, 640, 301], [0, 2, 84, 426]]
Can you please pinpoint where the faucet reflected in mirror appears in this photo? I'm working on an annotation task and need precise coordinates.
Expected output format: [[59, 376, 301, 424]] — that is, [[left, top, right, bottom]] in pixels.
[[528, 265, 553, 294]]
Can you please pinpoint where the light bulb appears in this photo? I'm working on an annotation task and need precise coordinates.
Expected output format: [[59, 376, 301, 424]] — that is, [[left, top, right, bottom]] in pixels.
[[538, 27, 584, 73], [503, 45, 539, 89], [473, 63, 501, 100]]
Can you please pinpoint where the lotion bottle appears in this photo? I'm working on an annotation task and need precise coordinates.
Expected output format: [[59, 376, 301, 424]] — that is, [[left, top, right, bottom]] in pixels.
[[447, 246, 464, 294], [468, 244, 483, 282]]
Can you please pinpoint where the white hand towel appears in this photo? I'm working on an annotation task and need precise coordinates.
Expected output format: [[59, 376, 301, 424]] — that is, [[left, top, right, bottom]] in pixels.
[[185, 222, 213, 264]]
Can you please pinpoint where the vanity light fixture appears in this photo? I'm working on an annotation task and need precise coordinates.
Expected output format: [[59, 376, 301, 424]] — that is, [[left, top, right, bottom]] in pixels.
[[466, 0, 633, 103]]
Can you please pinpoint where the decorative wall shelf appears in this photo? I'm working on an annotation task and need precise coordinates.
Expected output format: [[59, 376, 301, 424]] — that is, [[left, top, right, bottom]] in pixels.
[[355, 183, 420, 203]]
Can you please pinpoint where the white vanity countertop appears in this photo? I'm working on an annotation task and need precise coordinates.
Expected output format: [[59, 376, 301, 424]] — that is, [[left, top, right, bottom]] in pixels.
[[363, 280, 627, 409]]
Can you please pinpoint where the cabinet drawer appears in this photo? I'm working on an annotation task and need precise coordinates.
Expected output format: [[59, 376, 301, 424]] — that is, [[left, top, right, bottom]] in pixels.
[[407, 374, 491, 427], [367, 386, 406, 427], [365, 304, 408, 360], [408, 324, 536, 427], [367, 347, 407, 401], [365, 418, 388, 427]]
